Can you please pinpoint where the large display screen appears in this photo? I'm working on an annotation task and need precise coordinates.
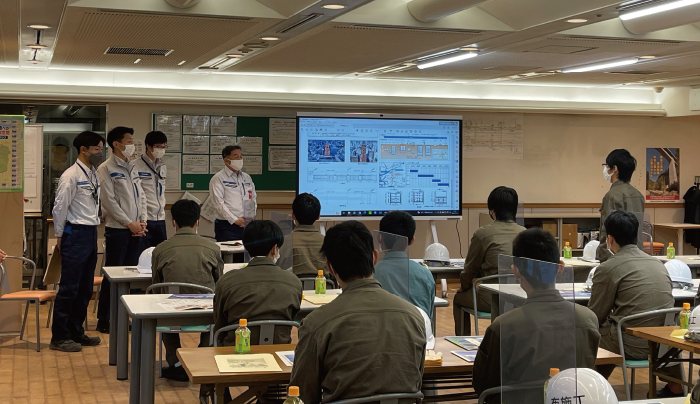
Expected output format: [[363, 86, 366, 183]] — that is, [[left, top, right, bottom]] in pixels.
[[297, 113, 462, 219]]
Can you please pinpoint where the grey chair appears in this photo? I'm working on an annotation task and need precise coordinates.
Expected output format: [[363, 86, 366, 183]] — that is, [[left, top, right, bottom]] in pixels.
[[616, 307, 684, 400], [0, 256, 57, 352], [459, 274, 514, 335], [213, 319, 300, 347], [325, 393, 424, 404], [298, 277, 336, 291], [93, 240, 106, 313], [147, 282, 214, 377]]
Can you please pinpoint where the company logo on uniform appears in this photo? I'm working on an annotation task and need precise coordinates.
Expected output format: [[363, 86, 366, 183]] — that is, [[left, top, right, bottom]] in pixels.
[[223, 181, 238, 188], [139, 172, 153, 180], [110, 172, 126, 179], [77, 181, 89, 185]]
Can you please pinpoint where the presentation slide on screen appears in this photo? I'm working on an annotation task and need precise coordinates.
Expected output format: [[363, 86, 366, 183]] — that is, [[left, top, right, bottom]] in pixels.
[[297, 115, 461, 218]]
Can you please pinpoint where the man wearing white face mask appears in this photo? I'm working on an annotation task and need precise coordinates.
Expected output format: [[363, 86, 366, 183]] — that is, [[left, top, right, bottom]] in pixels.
[[597, 149, 645, 262], [96, 126, 148, 333], [209, 145, 258, 242], [133, 131, 168, 248]]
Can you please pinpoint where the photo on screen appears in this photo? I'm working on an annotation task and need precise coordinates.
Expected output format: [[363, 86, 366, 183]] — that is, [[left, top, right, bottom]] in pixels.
[[308, 140, 345, 162], [350, 140, 378, 163]]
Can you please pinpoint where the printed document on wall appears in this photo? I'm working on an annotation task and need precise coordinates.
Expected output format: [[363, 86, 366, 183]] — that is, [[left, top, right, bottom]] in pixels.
[[162, 153, 181, 190], [0, 116, 24, 191], [463, 113, 523, 159], [269, 118, 296, 144], [182, 155, 210, 174], [155, 115, 182, 152], [269, 146, 296, 171]]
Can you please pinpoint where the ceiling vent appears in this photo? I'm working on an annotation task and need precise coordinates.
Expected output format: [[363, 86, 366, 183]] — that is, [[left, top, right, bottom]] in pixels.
[[104, 47, 174, 56], [278, 14, 324, 33], [525, 45, 596, 54], [606, 70, 666, 75], [350, 24, 482, 34], [483, 65, 543, 71]]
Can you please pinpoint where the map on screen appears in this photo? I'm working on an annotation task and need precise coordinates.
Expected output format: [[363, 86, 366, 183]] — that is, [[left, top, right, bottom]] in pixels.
[[297, 114, 462, 219]]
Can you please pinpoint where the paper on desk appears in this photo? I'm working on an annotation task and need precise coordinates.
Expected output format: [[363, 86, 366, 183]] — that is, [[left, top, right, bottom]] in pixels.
[[215, 354, 283, 373], [671, 329, 687, 340], [168, 294, 214, 299], [451, 351, 477, 363], [303, 294, 338, 305], [158, 299, 213, 311], [276, 351, 295, 367], [445, 336, 482, 351]]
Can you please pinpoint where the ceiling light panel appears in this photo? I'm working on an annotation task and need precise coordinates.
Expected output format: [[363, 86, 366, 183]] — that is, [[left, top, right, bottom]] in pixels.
[[562, 58, 639, 73]]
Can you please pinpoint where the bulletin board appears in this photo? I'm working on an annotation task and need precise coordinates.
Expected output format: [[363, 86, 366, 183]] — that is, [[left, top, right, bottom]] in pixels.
[[152, 114, 296, 191]]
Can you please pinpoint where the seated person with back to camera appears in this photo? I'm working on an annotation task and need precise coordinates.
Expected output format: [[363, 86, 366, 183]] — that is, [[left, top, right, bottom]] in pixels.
[[288, 192, 330, 280], [374, 210, 436, 319], [150, 199, 224, 381], [453, 186, 525, 335], [290, 220, 426, 404]]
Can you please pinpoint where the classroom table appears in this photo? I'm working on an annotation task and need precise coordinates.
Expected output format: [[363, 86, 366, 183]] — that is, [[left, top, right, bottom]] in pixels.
[[218, 241, 245, 263], [626, 326, 700, 398], [123, 291, 450, 404], [104, 264, 239, 381], [561, 258, 598, 282], [654, 224, 700, 256], [176, 340, 621, 404], [480, 280, 699, 317]]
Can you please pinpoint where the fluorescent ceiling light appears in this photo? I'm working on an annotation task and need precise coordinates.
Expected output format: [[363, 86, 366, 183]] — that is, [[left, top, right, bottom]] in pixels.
[[261, 37, 279, 41], [619, 0, 700, 20], [562, 58, 638, 73], [323, 4, 346, 9], [226, 53, 243, 58], [134, 58, 141, 64], [460, 47, 478, 51], [26, 44, 47, 49], [417, 52, 478, 69], [566, 18, 587, 23], [178, 60, 186, 65], [27, 24, 50, 29], [639, 55, 656, 59]]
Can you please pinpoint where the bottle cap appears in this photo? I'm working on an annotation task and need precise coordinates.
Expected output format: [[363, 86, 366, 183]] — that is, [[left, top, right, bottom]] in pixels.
[[550, 368, 560, 377], [288, 386, 299, 396], [565, 242, 570, 246], [670, 242, 674, 246], [684, 303, 691, 309], [318, 270, 324, 276], [239, 319, 247, 326]]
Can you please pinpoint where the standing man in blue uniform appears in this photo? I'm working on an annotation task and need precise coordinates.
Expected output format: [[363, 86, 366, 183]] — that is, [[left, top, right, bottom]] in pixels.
[[133, 131, 168, 247], [50, 131, 105, 352], [209, 145, 257, 242], [96, 126, 147, 333]]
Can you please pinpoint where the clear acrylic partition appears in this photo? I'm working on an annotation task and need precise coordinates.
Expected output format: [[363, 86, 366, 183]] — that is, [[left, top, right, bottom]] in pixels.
[[498, 255, 577, 404], [271, 211, 294, 271], [516, 201, 525, 227], [630, 212, 646, 252], [372, 230, 410, 302]]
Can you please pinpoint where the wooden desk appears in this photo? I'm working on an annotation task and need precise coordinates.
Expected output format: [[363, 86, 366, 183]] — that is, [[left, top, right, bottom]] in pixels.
[[626, 326, 700, 397], [177, 340, 621, 404], [654, 224, 700, 255]]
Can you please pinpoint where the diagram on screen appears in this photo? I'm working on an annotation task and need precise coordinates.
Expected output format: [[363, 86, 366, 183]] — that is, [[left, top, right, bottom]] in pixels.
[[307, 167, 377, 183], [350, 140, 378, 163], [379, 163, 406, 188], [312, 189, 377, 206], [433, 190, 448, 205], [409, 190, 424, 204], [308, 140, 345, 162], [385, 191, 402, 205], [406, 163, 450, 188]]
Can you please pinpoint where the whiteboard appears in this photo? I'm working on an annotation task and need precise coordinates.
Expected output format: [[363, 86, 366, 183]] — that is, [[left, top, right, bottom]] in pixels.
[[24, 125, 43, 213]]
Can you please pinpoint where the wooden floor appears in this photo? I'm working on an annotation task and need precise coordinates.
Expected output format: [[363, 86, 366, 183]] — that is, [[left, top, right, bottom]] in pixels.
[[0, 282, 691, 403]]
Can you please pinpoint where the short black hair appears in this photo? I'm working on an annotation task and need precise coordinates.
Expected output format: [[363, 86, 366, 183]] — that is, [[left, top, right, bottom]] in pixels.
[[242, 220, 284, 257], [487, 186, 518, 221], [320, 221, 374, 282], [379, 211, 416, 247], [222, 145, 242, 158], [144, 131, 168, 147], [107, 126, 134, 150], [605, 210, 639, 247], [72, 131, 105, 153], [513, 229, 560, 290], [171, 199, 200, 228], [606, 149, 637, 183], [292, 193, 321, 225]]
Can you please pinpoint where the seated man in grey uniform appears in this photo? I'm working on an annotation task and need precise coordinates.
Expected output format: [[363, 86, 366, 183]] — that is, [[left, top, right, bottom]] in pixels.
[[589, 210, 678, 396], [473, 228, 600, 404], [290, 221, 426, 404]]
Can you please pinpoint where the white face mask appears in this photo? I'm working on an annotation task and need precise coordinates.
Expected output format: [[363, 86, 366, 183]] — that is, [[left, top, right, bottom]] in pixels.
[[603, 165, 613, 183], [152, 148, 166, 159], [273, 249, 280, 264], [229, 159, 244, 171], [122, 143, 136, 158]]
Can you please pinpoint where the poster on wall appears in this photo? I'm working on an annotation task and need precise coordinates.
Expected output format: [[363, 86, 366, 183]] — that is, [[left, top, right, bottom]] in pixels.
[[646, 148, 680, 201], [162, 153, 181, 191], [155, 114, 182, 152], [0, 116, 24, 191]]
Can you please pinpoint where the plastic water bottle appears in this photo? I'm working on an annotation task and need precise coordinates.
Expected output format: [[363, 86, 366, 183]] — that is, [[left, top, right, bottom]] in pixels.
[[315, 270, 326, 294], [563, 242, 573, 259], [667, 243, 676, 259], [235, 319, 251, 354], [544, 368, 560, 401], [681, 303, 692, 329], [284, 387, 303, 404]]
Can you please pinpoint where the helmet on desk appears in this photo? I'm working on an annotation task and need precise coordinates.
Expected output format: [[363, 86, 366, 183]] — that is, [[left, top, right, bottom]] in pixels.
[[585, 266, 598, 290], [583, 241, 600, 261], [545, 368, 618, 404], [688, 306, 700, 332], [664, 259, 693, 289], [137, 247, 156, 273], [424, 243, 450, 266]]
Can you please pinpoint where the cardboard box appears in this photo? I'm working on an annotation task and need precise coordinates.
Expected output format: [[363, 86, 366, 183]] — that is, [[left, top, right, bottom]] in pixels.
[[542, 220, 557, 237], [561, 224, 579, 249]]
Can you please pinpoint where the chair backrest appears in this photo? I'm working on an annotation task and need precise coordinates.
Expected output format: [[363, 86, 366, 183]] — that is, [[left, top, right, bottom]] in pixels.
[[477, 382, 543, 404], [43, 245, 61, 286], [213, 320, 300, 347], [299, 277, 336, 291], [325, 393, 424, 404], [146, 282, 214, 294], [474, 274, 515, 290], [1, 256, 38, 296]]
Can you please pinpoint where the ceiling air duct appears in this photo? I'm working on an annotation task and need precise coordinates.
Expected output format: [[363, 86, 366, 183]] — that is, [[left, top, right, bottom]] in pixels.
[[407, 0, 488, 22], [620, 0, 700, 34]]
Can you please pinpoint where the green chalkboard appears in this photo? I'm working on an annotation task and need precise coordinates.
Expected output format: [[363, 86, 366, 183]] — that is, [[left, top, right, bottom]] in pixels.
[[154, 114, 296, 191]]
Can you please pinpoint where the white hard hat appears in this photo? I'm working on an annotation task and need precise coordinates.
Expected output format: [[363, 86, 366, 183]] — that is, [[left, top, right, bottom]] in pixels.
[[583, 241, 600, 261], [137, 247, 156, 274], [585, 266, 598, 290], [424, 243, 450, 266], [545, 368, 618, 404], [664, 259, 693, 288], [689, 306, 700, 332]]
